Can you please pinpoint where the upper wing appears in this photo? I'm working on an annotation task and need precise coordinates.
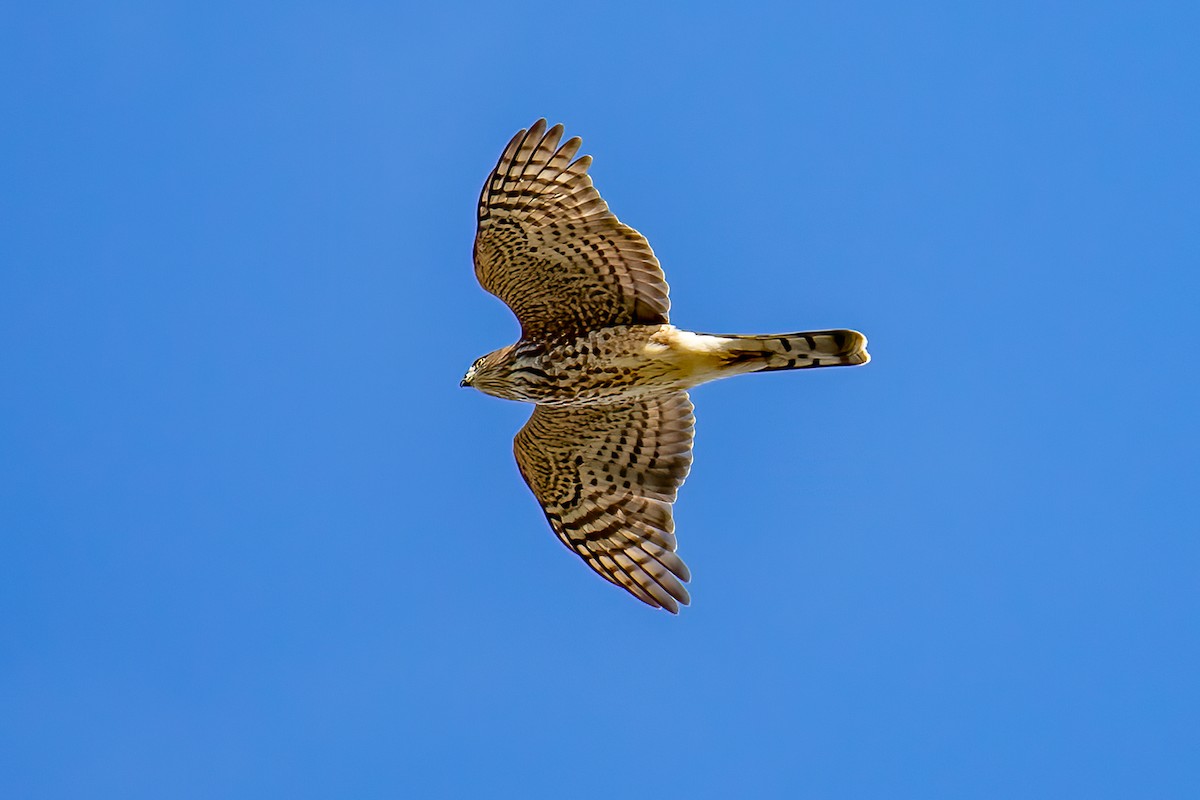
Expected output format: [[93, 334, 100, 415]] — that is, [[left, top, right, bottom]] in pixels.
[[513, 392, 694, 612], [474, 119, 670, 340]]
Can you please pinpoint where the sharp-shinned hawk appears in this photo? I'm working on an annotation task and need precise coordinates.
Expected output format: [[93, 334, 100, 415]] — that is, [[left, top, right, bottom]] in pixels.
[[463, 120, 870, 613]]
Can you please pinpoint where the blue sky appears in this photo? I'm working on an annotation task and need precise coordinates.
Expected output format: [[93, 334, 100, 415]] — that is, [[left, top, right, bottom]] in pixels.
[[2, 2, 1198, 797]]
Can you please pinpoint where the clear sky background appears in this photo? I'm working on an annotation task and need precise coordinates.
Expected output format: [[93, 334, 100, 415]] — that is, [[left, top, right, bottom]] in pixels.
[[3, 2, 1198, 798]]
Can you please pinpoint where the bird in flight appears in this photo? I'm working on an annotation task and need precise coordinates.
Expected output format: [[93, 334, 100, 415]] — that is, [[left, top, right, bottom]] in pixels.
[[463, 120, 869, 613]]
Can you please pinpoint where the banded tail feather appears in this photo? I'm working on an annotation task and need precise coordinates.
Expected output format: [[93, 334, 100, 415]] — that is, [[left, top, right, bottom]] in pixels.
[[716, 329, 870, 372]]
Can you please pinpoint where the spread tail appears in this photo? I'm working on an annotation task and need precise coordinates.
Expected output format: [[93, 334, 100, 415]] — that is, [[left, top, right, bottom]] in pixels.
[[715, 329, 870, 372]]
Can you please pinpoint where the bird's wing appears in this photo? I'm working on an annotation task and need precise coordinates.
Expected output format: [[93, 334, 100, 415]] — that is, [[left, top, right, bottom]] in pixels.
[[513, 392, 694, 612], [474, 119, 670, 340]]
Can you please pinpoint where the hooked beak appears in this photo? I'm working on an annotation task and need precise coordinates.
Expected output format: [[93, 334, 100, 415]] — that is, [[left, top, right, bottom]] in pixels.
[[460, 374, 471, 388]]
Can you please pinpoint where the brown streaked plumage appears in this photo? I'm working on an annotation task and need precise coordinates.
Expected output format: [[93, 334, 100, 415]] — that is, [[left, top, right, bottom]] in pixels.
[[514, 394, 695, 612], [464, 119, 870, 613]]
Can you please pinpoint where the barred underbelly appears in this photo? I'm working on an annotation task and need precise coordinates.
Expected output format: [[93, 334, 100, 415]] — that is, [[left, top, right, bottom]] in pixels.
[[487, 324, 736, 406], [525, 371, 687, 406], [503, 325, 698, 406]]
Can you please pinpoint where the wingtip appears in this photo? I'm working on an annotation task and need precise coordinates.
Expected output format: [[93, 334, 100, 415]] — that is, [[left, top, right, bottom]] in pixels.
[[660, 593, 690, 615]]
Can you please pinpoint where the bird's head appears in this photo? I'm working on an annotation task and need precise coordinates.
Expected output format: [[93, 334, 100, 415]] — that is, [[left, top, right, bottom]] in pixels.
[[460, 342, 545, 401], [460, 346, 515, 397]]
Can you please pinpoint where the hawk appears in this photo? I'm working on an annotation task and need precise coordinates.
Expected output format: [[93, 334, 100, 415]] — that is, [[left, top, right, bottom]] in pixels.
[[463, 120, 869, 613]]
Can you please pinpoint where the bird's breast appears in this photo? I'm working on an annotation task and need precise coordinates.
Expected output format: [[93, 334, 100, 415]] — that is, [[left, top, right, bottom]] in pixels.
[[504, 325, 728, 406]]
